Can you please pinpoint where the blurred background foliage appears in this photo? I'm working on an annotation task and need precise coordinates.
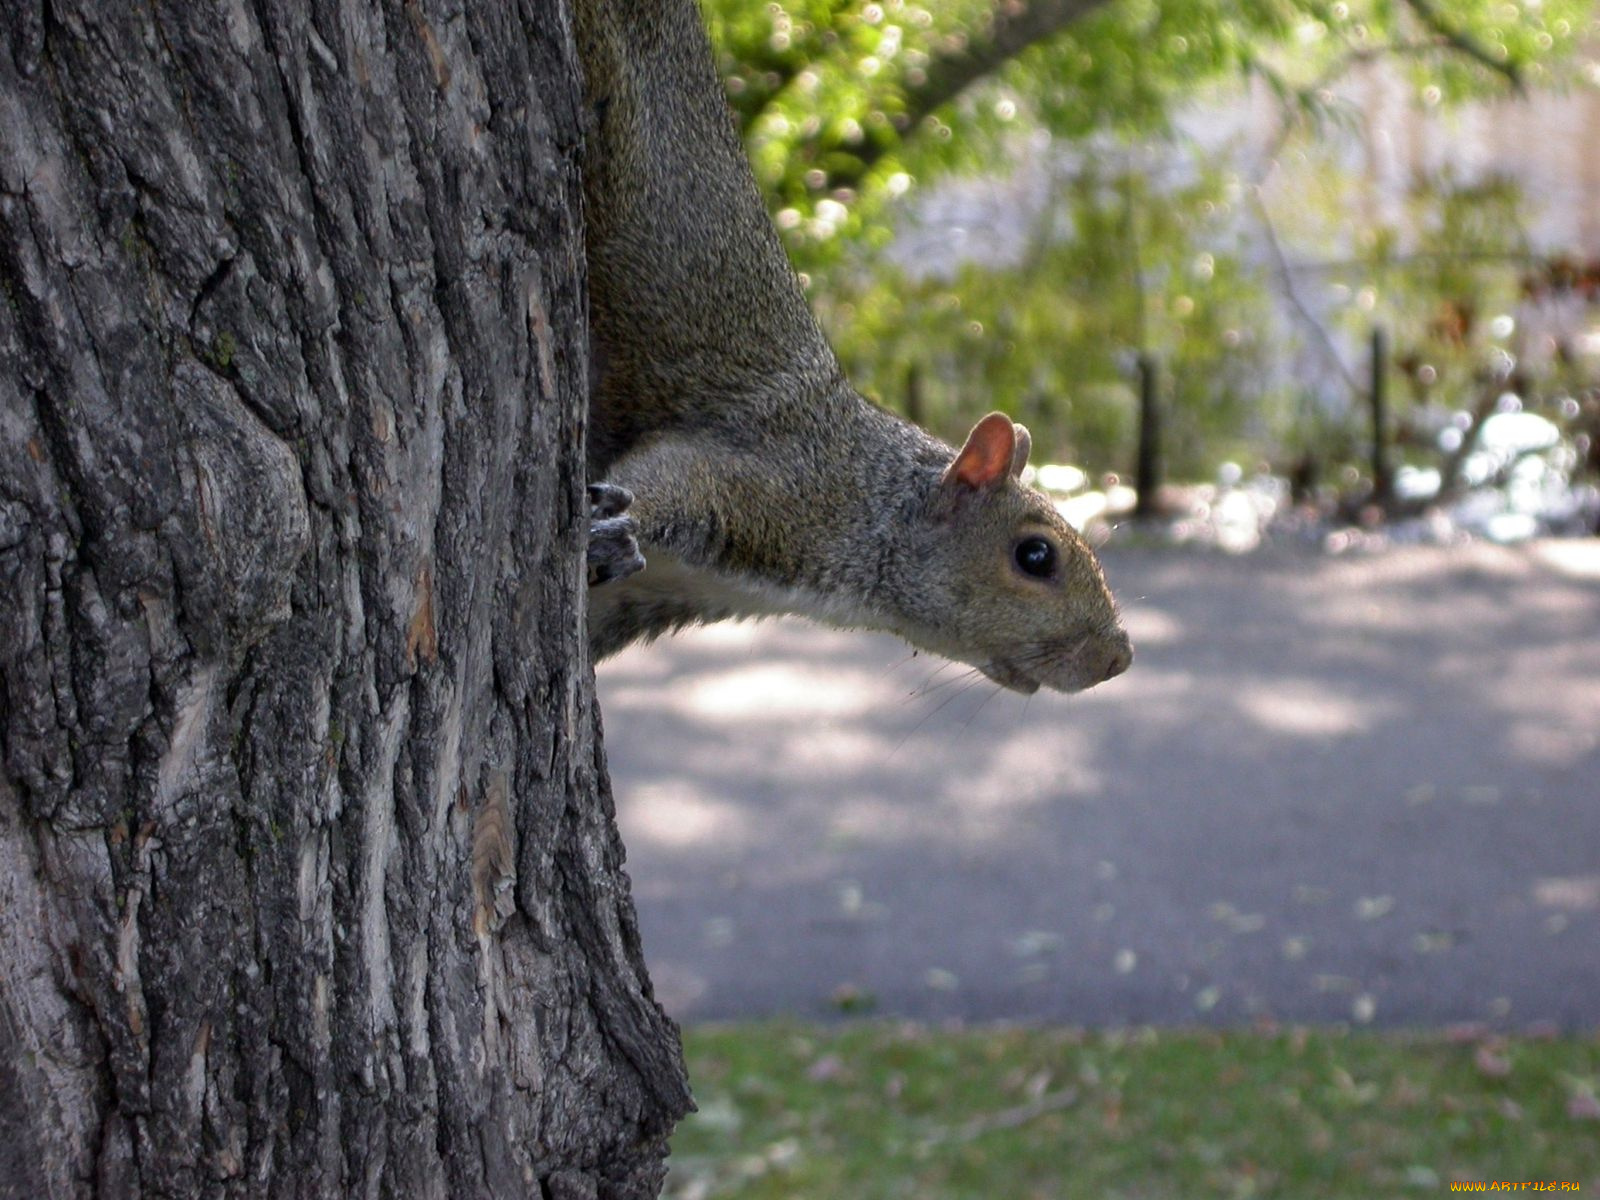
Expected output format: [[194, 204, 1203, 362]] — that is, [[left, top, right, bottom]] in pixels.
[[699, 0, 1600, 498]]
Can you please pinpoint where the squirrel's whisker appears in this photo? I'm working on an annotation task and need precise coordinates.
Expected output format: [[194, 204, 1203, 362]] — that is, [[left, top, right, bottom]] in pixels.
[[960, 681, 1007, 735], [910, 662, 980, 702], [892, 669, 986, 753], [910, 658, 963, 699]]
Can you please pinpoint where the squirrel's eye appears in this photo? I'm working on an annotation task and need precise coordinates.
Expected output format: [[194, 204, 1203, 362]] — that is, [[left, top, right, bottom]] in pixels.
[[1014, 536, 1057, 579]]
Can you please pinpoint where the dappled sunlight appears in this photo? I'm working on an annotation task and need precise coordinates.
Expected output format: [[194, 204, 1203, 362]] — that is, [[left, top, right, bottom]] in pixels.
[[603, 655, 899, 724], [1529, 538, 1600, 581], [1118, 603, 1183, 647], [826, 797, 932, 846], [774, 728, 885, 777], [670, 723, 890, 787], [676, 620, 768, 650], [1304, 544, 1534, 632], [940, 728, 1106, 837], [1506, 719, 1600, 769], [1233, 680, 1394, 737], [1532, 876, 1600, 911], [679, 663, 892, 721], [1513, 581, 1600, 620], [1493, 641, 1600, 769], [602, 547, 1600, 1027], [617, 780, 751, 852], [597, 644, 678, 683]]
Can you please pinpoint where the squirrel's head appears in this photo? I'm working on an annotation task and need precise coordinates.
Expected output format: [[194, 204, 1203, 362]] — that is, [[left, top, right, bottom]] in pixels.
[[900, 412, 1131, 695]]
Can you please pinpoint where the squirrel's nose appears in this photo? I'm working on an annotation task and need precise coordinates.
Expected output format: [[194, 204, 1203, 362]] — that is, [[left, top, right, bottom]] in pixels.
[[1096, 634, 1133, 684]]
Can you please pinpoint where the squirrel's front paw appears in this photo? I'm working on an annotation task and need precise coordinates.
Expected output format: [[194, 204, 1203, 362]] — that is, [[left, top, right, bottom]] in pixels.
[[587, 482, 645, 586]]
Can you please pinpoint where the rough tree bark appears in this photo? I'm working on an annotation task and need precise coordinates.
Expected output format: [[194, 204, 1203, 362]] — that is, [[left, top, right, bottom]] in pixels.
[[0, 1, 689, 1196]]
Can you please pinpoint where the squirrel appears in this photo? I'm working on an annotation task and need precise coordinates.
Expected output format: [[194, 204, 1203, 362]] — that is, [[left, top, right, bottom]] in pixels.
[[575, 0, 1131, 694]]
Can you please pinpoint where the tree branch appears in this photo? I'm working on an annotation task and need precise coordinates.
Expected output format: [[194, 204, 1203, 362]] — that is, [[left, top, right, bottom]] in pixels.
[[1276, 249, 1544, 275], [903, 0, 1114, 133], [1400, 0, 1524, 93], [758, 0, 1521, 203], [825, 0, 1114, 190], [1248, 186, 1365, 401]]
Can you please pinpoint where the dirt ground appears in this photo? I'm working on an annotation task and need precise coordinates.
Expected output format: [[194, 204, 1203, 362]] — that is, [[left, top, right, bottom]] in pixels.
[[597, 539, 1600, 1029]]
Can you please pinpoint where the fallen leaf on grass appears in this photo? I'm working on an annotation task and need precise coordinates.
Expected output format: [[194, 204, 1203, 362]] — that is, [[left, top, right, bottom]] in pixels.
[[1567, 1091, 1600, 1121], [1473, 1041, 1511, 1079], [806, 1054, 845, 1083], [1404, 1165, 1439, 1188]]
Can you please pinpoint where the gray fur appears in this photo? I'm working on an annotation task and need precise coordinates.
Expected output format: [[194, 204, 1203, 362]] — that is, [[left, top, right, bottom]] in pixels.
[[576, 0, 1131, 692]]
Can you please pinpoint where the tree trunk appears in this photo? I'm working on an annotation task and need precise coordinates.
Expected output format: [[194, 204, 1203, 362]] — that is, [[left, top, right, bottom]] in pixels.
[[0, 2, 689, 1197]]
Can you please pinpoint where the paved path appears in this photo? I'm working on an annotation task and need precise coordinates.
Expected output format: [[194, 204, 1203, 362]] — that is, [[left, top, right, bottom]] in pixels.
[[597, 541, 1600, 1029]]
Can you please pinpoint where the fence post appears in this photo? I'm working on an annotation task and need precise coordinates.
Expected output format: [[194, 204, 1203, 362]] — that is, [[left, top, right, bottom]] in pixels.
[[1135, 351, 1163, 518], [1370, 326, 1395, 507]]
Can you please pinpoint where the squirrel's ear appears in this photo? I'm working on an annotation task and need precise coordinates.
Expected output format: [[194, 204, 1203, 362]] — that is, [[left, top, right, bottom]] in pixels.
[[943, 412, 1017, 491], [1009, 423, 1032, 478]]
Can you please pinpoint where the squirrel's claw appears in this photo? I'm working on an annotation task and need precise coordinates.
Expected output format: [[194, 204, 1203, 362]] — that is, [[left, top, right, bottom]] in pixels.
[[588, 481, 633, 520], [588, 483, 645, 586]]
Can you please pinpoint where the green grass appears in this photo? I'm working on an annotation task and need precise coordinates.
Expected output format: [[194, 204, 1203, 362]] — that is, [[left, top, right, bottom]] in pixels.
[[666, 1023, 1600, 1199]]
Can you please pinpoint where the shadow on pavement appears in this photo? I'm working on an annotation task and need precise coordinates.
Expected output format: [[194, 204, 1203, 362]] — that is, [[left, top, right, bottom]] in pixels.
[[598, 541, 1600, 1029]]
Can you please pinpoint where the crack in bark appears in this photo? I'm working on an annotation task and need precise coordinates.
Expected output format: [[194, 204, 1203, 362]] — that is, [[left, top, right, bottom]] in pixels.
[[4, 2, 687, 1193]]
